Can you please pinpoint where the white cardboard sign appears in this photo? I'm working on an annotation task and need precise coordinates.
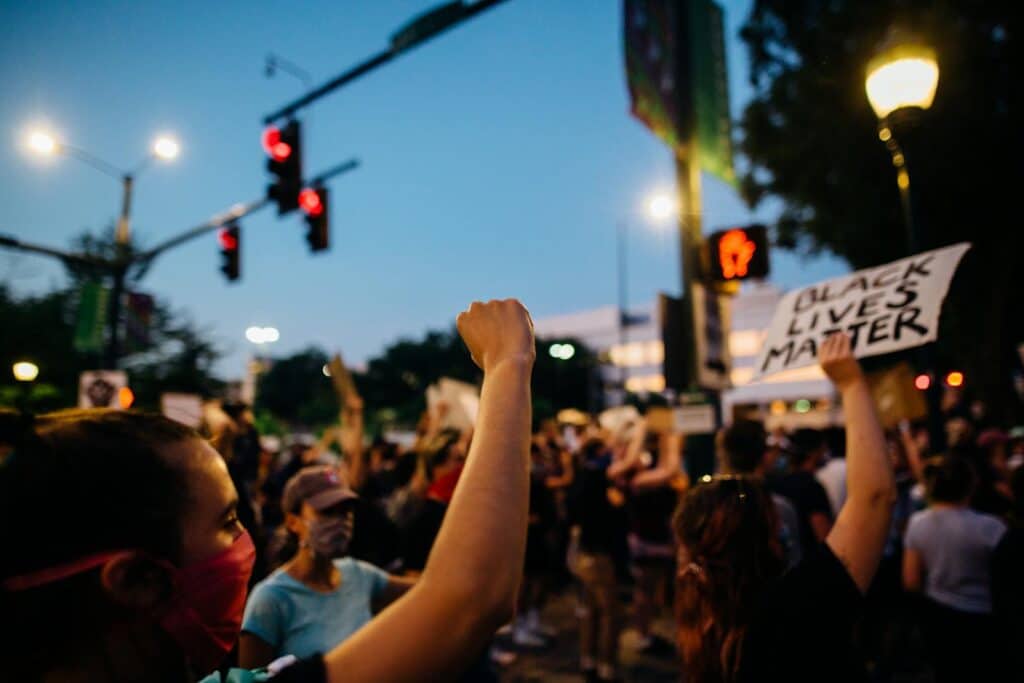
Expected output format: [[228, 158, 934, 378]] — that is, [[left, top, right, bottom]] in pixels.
[[78, 370, 128, 409], [161, 393, 204, 428], [755, 243, 970, 379]]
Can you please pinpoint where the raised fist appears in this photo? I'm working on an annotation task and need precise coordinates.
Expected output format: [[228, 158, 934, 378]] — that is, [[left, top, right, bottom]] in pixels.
[[456, 299, 535, 373]]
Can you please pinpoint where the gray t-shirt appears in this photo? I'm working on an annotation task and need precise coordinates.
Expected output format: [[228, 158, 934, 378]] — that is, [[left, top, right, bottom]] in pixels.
[[904, 506, 1007, 613]]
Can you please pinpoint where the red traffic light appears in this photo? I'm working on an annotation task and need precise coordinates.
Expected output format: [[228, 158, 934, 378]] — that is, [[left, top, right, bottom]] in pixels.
[[299, 187, 324, 217], [261, 126, 292, 162], [719, 229, 757, 278], [218, 227, 238, 251], [914, 373, 931, 391]]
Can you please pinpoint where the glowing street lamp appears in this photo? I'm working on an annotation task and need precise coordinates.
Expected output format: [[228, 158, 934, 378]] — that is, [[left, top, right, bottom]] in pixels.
[[28, 131, 58, 155], [245, 326, 280, 345], [12, 361, 39, 382], [153, 135, 181, 160], [865, 42, 939, 120], [645, 191, 678, 224]]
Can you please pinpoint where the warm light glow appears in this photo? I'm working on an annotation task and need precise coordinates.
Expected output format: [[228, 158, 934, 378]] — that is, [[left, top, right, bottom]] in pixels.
[[945, 371, 964, 388], [549, 343, 576, 360], [865, 48, 939, 119], [12, 361, 39, 382], [645, 192, 678, 223], [729, 330, 765, 358], [914, 373, 931, 391], [322, 364, 332, 377], [608, 340, 663, 368], [245, 326, 280, 344], [718, 229, 757, 279], [897, 169, 910, 190], [28, 131, 58, 155], [625, 374, 665, 393], [153, 136, 180, 160], [118, 387, 135, 409], [770, 399, 787, 416]]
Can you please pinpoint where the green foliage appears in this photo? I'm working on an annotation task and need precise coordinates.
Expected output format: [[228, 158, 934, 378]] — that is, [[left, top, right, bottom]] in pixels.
[[254, 348, 340, 427], [738, 0, 1021, 418]]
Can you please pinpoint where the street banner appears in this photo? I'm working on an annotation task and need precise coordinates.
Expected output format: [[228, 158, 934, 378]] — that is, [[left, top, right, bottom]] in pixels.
[[161, 393, 204, 428], [124, 292, 155, 352], [79, 370, 128, 409], [624, 0, 686, 155], [624, 0, 734, 183], [73, 281, 109, 353], [754, 243, 971, 379], [688, 0, 734, 184]]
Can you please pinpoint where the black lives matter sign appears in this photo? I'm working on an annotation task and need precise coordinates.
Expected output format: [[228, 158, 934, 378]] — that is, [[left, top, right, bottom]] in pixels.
[[755, 243, 970, 379]]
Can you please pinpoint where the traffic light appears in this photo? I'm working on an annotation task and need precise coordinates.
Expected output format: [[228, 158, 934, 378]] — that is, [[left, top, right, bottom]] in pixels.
[[300, 186, 329, 253], [262, 120, 302, 214], [707, 224, 770, 282], [218, 223, 240, 282]]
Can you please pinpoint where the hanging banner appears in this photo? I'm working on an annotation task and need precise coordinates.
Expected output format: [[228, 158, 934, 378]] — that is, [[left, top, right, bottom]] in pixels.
[[754, 243, 971, 379], [73, 281, 109, 353], [624, 0, 686, 155]]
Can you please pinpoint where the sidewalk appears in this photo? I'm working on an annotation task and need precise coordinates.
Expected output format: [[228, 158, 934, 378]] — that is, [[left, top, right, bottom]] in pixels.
[[497, 590, 680, 682]]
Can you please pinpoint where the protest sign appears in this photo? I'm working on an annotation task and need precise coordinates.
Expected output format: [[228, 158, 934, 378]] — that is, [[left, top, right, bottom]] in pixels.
[[867, 362, 927, 429], [161, 393, 203, 428], [78, 370, 128, 409], [754, 243, 970, 379], [427, 378, 480, 432], [327, 353, 359, 403]]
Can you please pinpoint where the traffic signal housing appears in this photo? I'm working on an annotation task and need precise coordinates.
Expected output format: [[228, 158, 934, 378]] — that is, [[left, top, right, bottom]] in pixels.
[[707, 224, 770, 282], [218, 223, 240, 282], [300, 186, 329, 253], [262, 120, 303, 214]]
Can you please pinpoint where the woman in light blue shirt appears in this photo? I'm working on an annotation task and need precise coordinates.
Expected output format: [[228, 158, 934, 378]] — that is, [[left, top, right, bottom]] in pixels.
[[239, 465, 415, 667], [903, 455, 1008, 682]]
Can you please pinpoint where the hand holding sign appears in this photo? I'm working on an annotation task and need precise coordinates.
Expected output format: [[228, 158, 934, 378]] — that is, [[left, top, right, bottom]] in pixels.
[[819, 332, 864, 391]]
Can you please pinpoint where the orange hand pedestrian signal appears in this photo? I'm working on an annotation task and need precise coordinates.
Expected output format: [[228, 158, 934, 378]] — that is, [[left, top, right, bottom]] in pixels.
[[719, 229, 757, 278], [708, 225, 770, 282]]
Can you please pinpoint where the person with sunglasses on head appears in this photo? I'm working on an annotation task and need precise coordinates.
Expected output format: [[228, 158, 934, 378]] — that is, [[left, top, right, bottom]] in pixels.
[[0, 298, 535, 683], [238, 465, 416, 669], [674, 332, 895, 683]]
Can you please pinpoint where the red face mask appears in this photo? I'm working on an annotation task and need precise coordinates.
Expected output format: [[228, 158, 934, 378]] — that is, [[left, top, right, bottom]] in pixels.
[[2, 531, 256, 675]]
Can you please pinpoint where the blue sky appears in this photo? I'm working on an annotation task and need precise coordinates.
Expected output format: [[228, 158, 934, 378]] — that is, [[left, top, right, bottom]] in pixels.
[[0, 0, 846, 376]]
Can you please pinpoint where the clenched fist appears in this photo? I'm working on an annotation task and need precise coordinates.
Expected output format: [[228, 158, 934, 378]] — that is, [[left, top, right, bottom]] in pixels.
[[818, 332, 864, 391], [456, 299, 535, 373]]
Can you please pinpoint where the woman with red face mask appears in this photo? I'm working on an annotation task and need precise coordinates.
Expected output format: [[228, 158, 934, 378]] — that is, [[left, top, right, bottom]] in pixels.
[[0, 298, 535, 683]]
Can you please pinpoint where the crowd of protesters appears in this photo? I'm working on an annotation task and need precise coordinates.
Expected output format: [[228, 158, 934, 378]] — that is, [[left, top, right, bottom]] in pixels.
[[1, 299, 1022, 682]]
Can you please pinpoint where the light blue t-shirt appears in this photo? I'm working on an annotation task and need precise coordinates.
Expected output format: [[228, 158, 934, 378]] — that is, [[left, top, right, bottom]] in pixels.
[[905, 506, 1007, 613], [242, 557, 390, 659]]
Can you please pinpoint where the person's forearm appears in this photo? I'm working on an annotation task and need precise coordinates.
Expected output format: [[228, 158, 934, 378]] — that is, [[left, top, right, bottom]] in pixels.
[[842, 380, 894, 504], [899, 428, 925, 482], [419, 357, 531, 621]]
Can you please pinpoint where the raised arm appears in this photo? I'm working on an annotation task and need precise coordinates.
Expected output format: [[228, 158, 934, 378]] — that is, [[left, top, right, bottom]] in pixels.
[[323, 299, 535, 682], [629, 431, 683, 491], [821, 333, 896, 593]]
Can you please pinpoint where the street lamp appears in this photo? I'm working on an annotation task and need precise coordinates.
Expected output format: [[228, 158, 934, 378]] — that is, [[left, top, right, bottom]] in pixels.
[[12, 361, 39, 382], [616, 189, 678, 400], [866, 31, 943, 453], [24, 126, 182, 245], [864, 31, 939, 254]]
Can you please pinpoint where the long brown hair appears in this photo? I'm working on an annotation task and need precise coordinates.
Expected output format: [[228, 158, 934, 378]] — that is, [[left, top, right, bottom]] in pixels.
[[673, 476, 784, 683]]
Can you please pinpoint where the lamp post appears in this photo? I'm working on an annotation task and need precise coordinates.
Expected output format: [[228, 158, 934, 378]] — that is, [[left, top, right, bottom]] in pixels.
[[12, 361, 39, 412], [25, 128, 180, 368], [615, 191, 677, 400], [866, 31, 943, 451], [865, 32, 939, 253]]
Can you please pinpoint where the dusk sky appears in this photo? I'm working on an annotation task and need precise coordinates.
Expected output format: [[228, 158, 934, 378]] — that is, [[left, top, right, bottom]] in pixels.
[[0, 0, 847, 376]]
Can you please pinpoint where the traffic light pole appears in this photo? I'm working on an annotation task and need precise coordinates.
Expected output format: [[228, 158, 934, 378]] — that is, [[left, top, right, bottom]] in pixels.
[[0, 158, 360, 368], [263, 0, 511, 124]]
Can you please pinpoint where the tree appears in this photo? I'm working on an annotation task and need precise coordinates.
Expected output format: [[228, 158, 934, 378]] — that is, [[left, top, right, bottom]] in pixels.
[[738, 0, 1021, 419], [255, 348, 340, 426]]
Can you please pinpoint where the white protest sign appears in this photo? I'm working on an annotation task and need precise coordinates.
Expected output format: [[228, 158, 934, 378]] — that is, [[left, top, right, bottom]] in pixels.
[[161, 393, 203, 428], [673, 404, 716, 435], [78, 370, 128, 409], [755, 243, 971, 379], [427, 378, 480, 432]]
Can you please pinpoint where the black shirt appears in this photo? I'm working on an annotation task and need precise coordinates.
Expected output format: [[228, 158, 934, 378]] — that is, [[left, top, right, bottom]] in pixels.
[[576, 454, 623, 555], [769, 471, 833, 546], [738, 543, 864, 683]]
